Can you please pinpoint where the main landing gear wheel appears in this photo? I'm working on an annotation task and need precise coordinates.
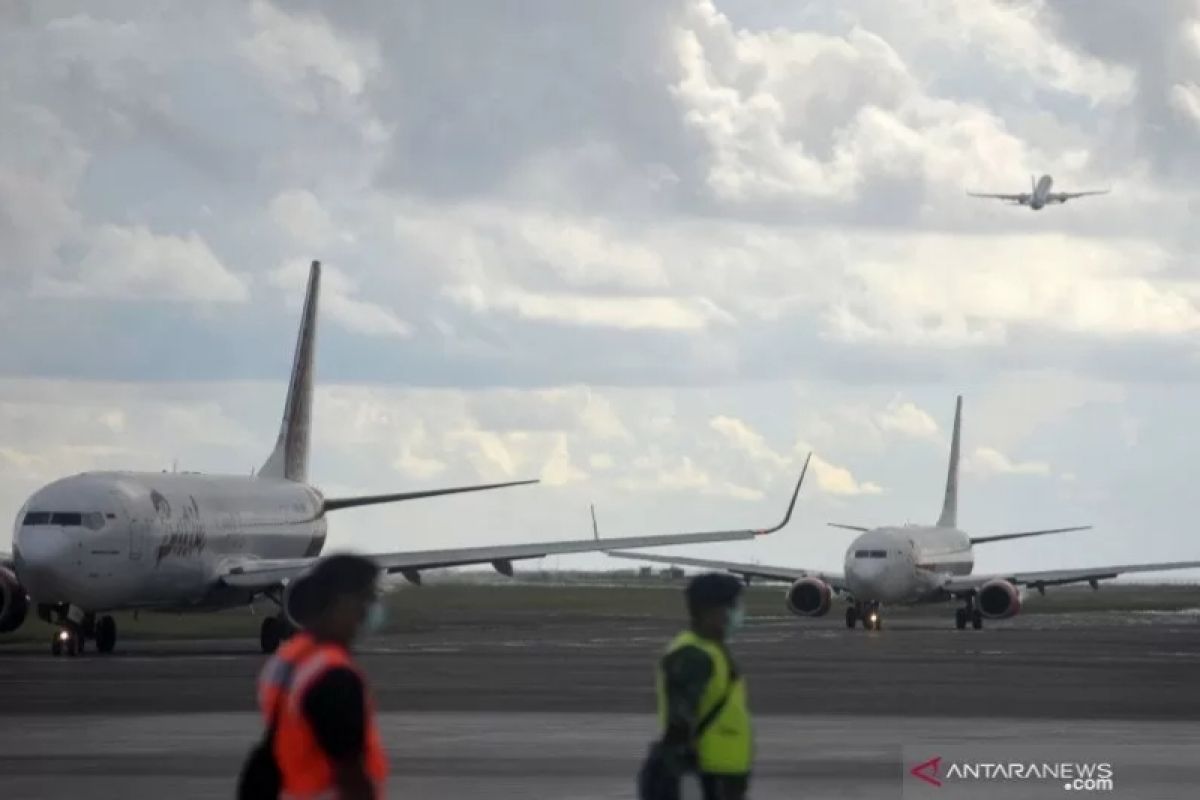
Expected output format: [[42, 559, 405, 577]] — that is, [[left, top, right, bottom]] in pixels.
[[260, 616, 284, 654], [96, 616, 117, 654], [971, 609, 983, 630], [845, 606, 858, 629], [955, 608, 968, 630]]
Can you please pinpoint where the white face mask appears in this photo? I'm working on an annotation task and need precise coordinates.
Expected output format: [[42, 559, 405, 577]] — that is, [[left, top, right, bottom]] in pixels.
[[363, 599, 387, 635]]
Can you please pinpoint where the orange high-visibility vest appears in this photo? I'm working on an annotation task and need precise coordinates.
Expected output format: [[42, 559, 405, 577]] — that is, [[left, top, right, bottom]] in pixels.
[[257, 633, 389, 799]]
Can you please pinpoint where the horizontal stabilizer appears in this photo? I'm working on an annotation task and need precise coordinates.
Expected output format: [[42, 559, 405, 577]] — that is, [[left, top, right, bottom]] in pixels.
[[969, 525, 1092, 545], [323, 479, 538, 512], [828, 523, 870, 532]]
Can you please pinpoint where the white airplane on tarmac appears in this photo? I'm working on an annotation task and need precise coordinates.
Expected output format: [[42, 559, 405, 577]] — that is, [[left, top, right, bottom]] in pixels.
[[968, 174, 1109, 210], [0, 261, 808, 657], [611, 396, 1200, 631]]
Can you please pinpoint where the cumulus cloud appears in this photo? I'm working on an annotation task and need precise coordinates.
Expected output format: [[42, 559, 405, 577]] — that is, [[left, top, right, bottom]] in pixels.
[[33, 225, 249, 303], [809, 455, 885, 496], [875, 398, 940, 439], [965, 446, 1052, 477]]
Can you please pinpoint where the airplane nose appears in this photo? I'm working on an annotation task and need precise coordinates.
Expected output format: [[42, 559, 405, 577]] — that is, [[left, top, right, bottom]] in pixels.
[[14, 527, 78, 601]]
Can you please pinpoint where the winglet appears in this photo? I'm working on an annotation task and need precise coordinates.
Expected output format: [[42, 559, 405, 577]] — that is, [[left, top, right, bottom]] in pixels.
[[756, 452, 811, 536], [591, 504, 600, 542], [827, 523, 870, 532]]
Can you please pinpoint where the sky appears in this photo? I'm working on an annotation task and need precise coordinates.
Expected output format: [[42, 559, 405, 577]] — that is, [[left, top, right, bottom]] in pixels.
[[2, 0, 1200, 580]]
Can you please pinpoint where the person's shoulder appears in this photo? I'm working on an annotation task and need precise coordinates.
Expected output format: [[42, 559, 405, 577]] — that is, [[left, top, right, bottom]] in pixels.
[[662, 641, 715, 679]]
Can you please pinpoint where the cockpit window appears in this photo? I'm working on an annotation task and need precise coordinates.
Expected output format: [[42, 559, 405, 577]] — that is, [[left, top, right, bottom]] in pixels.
[[22, 511, 50, 526], [854, 549, 869, 558], [869, 550, 887, 558], [50, 512, 82, 526]]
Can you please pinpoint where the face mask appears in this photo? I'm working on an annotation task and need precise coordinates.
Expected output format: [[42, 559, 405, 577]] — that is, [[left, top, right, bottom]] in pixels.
[[363, 599, 387, 635], [727, 604, 746, 635]]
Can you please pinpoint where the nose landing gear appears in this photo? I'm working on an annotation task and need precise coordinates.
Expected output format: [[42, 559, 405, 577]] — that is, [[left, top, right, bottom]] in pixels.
[[848, 602, 882, 631], [50, 626, 81, 656], [47, 610, 118, 656], [955, 599, 983, 630]]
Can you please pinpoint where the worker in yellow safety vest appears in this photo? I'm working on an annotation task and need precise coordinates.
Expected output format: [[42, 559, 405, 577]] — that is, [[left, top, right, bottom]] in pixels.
[[652, 572, 753, 800]]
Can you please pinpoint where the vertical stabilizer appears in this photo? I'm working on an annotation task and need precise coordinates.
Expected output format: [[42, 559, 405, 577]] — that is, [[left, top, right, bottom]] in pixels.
[[260, 261, 320, 483], [937, 395, 962, 528]]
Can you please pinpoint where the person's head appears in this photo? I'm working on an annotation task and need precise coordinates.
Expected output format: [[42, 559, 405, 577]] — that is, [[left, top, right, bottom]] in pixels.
[[685, 572, 745, 641], [286, 553, 383, 646]]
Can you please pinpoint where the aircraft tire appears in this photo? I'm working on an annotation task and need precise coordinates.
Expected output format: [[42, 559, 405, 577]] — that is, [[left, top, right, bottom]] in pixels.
[[845, 606, 858, 629], [955, 608, 967, 630], [971, 610, 983, 630], [96, 616, 117, 654], [260, 616, 283, 654]]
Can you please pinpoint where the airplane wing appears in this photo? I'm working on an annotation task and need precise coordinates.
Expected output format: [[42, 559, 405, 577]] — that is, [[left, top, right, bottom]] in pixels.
[[942, 560, 1200, 595], [606, 550, 846, 592], [220, 457, 811, 591], [322, 479, 539, 512], [1047, 189, 1109, 203], [967, 192, 1030, 203], [969, 525, 1092, 545]]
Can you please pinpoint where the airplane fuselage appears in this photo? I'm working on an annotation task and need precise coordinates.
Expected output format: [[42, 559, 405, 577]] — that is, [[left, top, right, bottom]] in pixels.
[[842, 525, 973, 604], [1029, 175, 1053, 210], [12, 471, 326, 614]]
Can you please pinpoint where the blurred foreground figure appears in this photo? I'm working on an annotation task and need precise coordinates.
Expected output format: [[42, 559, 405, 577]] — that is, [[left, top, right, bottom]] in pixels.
[[639, 572, 754, 800], [239, 554, 389, 800]]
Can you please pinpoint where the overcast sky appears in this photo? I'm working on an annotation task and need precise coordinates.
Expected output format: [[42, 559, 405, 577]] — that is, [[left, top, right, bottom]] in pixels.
[[3, 0, 1200, 580]]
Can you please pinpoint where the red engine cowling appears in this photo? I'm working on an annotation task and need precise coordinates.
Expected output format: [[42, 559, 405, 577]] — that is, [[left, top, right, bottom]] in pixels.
[[785, 578, 832, 617], [0, 567, 29, 633], [977, 579, 1022, 619]]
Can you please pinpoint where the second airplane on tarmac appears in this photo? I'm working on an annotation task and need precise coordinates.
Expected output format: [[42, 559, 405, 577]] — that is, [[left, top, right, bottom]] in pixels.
[[611, 397, 1200, 631]]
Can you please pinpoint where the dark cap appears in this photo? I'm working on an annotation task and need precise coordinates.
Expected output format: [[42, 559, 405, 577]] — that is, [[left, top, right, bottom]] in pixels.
[[685, 572, 744, 617], [285, 553, 380, 627]]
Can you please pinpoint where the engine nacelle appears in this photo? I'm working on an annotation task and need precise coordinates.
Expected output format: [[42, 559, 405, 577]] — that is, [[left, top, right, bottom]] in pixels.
[[785, 578, 832, 617], [0, 567, 30, 633], [977, 579, 1022, 619]]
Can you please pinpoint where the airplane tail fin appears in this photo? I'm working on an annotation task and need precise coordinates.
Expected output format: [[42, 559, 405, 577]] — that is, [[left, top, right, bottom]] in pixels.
[[260, 260, 320, 483], [937, 395, 962, 528], [1031, 174, 1036, 195]]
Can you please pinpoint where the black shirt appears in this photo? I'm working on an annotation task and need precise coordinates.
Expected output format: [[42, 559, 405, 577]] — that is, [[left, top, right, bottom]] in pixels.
[[302, 666, 366, 760]]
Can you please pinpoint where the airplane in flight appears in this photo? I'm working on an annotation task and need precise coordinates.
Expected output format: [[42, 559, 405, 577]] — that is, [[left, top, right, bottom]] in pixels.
[[610, 396, 1200, 631], [0, 261, 808, 656], [968, 174, 1109, 210]]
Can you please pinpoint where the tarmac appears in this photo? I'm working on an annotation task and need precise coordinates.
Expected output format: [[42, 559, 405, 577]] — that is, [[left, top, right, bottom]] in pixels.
[[2, 609, 1200, 798]]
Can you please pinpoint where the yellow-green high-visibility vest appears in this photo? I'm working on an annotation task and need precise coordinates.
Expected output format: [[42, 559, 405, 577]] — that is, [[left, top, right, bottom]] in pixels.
[[655, 630, 753, 775]]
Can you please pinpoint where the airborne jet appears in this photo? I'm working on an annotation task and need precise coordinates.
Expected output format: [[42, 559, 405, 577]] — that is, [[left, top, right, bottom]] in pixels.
[[968, 174, 1109, 210]]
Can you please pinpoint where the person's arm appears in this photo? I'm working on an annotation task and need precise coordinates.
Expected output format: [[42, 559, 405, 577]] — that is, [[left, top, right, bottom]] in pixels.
[[302, 667, 375, 800], [660, 645, 713, 770]]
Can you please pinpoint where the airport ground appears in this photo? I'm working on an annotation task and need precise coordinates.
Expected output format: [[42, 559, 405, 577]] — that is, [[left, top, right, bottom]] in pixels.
[[2, 581, 1200, 798]]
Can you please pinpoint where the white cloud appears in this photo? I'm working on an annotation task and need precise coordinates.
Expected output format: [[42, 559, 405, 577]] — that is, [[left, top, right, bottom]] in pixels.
[[446, 283, 733, 332], [540, 435, 588, 487], [965, 446, 1051, 477], [241, 0, 380, 112], [270, 260, 412, 338], [33, 225, 249, 303], [809, 455, 884, 496], [709, 415, 789, 467], [1169, 83, 1200, 129], [269, 189, 339, 248], [875, 398, 939, 439]]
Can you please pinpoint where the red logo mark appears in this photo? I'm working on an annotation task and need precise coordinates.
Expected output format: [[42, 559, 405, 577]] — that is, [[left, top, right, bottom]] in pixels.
[[910, 756, 942, 788]]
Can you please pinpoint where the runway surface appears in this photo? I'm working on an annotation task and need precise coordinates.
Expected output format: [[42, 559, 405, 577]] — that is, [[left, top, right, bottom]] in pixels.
[[3, 610, 1200, 797]]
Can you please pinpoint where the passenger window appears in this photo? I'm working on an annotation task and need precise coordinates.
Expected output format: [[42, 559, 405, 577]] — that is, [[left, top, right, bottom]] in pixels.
[[23, 512, 50, 526], [83, 512, 106, 530], [870, 550, 887, 558], [51, 512, 82, 526]]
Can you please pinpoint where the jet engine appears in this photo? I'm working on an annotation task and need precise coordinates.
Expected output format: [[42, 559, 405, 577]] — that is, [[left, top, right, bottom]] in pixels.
[[977, 579, 1022, 619], [0, 567, 29, 633], [785, 577, 832, 617]]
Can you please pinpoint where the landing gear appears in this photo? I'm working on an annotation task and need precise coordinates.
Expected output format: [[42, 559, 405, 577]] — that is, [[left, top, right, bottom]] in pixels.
[[259, 615, 296, 654], [859, 602, 882, 631], [845, 606, 858, 629], [96, 616, 117, 654], [50, 627, 81, 656], [955, 599, 984, 630]]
